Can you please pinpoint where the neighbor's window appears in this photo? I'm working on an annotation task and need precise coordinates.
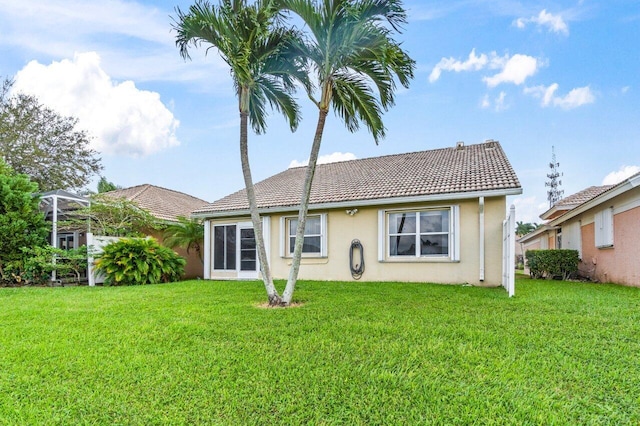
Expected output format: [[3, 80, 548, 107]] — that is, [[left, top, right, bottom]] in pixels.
[[594, 207, 614, 248], [213, 224, 236, 270], [387, 209, 451, 258]]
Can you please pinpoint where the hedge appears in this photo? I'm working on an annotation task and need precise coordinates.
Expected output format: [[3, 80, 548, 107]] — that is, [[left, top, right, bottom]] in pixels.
[[525, 249, 579, 281]]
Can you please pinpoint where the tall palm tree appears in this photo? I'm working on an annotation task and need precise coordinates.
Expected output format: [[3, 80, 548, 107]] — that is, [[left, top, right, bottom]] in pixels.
[[163, 216, 205, 263], [173, 0, 307, 305], [279, 0, 415, 305]]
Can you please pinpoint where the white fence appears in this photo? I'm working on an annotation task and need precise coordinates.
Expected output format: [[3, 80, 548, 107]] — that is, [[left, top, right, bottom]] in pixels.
[[502, 205, 516, 297], [86, 233, 122, 286]]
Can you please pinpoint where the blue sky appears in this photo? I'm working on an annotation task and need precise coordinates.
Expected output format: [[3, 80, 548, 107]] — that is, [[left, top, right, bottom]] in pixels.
[[1, 0, 638, 223]]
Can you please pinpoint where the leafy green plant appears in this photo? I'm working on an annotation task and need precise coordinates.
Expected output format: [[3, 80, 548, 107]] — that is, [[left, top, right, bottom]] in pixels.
[[526, 249, 579, 280], [94, 238, 185, 285], [21, 246, 88, 285]]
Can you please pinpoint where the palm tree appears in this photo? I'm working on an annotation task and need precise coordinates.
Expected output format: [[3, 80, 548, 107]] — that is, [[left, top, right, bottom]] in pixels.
[[279, 0, 415, 305], [163, 216, 205, 263], [173, 0, 308, 305]]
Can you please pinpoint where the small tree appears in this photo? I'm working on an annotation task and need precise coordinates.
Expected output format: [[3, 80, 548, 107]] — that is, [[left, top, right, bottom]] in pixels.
[[67, 194, 161, 237], [0, 160, 49, 284], [0, 78, 102, 191], [163, 216, 204, 263]]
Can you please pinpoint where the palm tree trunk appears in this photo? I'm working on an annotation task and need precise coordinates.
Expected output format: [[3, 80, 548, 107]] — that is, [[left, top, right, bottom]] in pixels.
[[239, 111, 282, 306], [282, 108, 328, 305]]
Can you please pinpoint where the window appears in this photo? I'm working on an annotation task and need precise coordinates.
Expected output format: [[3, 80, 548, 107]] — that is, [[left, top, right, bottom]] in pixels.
[[595, 207, 614, 248], [379, 206, 459, 261], [281, 214, 327, 257], [213, 225, 236, 270]]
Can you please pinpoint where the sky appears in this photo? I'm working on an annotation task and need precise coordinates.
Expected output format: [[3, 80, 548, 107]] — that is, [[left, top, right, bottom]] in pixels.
[[1, 0, 638, 224]]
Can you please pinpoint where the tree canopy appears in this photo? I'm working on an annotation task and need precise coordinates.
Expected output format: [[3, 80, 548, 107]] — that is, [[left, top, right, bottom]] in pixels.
[[0, 159, 49, 282], [0, 78, 102, 192]]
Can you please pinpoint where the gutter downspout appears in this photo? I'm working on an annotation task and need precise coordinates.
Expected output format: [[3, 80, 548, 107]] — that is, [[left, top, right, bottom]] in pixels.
[[479, 196, 485, 282], [203, 220, 211, 280], [51, 195, 58, 283]]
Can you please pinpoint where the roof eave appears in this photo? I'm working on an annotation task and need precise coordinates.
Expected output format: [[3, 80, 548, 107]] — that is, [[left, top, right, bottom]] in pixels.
[[549, 175, 640, 226], [192, 187, 523, 219]]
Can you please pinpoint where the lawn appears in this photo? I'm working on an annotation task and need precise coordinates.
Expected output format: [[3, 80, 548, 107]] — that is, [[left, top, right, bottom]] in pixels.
[[1, 276, 639, 425]]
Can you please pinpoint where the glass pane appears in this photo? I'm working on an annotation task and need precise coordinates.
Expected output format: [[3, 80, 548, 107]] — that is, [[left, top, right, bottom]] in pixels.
[[225, 225, 236, 270], [213, 226, 225, 270], [420, 210, 449, 233], [302, 236, 321, 253], [289, 218, 298, 236], [241, 260, 256, 271], [305, 216, 321, 235], [390, 235, 416, 256], [241, 228, 256, 250], [389, 213, 416, 234], [420, 234, 449, 256], [289, 237, 296, 254], [241, 249, 256, 261]]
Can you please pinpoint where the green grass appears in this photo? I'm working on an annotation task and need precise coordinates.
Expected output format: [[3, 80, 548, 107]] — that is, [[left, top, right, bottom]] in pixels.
[[1, 276, 639, 425]]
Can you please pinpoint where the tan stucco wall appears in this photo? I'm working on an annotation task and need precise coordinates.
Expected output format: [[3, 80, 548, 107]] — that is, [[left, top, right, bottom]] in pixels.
[[207, 196, 507, 286], [148, 230, 203, 280]]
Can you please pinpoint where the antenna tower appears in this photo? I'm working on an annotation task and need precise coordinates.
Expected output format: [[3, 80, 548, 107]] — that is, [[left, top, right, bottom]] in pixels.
[[546, 146, 564, 208]]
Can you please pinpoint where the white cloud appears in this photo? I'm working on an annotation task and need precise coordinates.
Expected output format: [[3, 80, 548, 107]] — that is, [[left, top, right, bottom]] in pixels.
[[514, 9, 569, 35], [602, 165, 640, 185], [12, 52, 180, 157], [483, 54, 540, 87], [430, 49, 540, 87], [429, 49, 491, 83], [512, 196, 547, 224], [480, 91, 508, 111], [0, 0, 226, 85], [289, 152, 357, 168], [524, 83, 595, 109]]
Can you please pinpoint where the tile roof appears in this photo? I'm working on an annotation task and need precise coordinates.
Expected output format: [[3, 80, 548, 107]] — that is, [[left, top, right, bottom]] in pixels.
[[194, 141, 521, 216], [540, 185, 614, 220], [103, 184, 209, 222]]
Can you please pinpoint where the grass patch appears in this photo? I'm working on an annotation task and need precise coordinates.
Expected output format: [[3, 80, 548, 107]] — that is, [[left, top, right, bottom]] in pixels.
[[1, 277, 639, 424]]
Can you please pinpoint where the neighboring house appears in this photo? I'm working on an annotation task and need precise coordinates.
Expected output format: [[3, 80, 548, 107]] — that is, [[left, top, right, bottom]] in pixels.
[[103, 184, 209, 279], [193, 141, 522, 286], [518, 174, 640, 286], [518, 185, 614, 253]]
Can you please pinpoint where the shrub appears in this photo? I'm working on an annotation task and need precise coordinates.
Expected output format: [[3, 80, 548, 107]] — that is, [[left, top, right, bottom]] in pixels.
[[525, 249, 579, 280], [21, 246, 88, 285], [94, 238, 185, 286]]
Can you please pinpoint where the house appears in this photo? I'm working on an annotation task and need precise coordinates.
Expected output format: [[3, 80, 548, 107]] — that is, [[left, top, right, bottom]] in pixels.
[[102, 184, 209, 279], [518, 185, 614, 252], [519, 173, 640, 286], [193, 141, 522, 286]]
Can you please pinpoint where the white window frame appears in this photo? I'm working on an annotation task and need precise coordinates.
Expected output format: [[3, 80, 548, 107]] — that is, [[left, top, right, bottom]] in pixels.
[[212, 223, 238, 271], [378, 206, 460, 262], [280, 213, 327, 258], [595, 207, 614, 248]]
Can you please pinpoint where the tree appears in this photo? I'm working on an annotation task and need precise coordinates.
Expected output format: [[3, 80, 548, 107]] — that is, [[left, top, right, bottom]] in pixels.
[[279, 0, 415, 305], [67, 194, 161, 237], [516, 221, 538, 237], [163, 216, 205, 263], [0, 78, 102, 192], [97, 177, 120, 193], [173, 0, 308, 305], [0, 159, 49, 284]]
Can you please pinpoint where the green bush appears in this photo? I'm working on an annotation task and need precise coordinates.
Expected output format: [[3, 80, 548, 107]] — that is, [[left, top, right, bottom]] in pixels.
[[94, 238, 185, 286], [526, 249, 579, 280], [21, 246, 88, 285]]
